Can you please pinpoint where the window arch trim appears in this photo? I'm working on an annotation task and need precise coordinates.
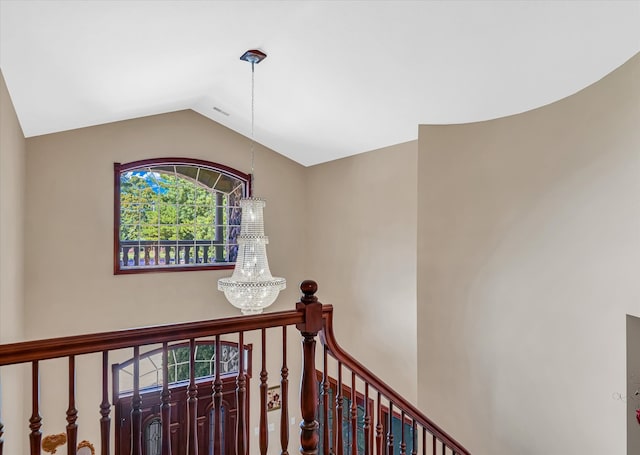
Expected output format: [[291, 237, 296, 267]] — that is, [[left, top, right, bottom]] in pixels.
[[114, 157, 252, 275]]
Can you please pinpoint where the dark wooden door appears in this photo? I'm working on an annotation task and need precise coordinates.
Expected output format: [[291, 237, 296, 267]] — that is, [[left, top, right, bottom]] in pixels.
[[115, 378, 240, 455]]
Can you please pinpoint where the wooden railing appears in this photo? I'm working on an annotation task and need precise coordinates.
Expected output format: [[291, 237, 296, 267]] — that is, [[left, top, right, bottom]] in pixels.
[[0, 280, 470, 455], [118, 239, 236, 269]]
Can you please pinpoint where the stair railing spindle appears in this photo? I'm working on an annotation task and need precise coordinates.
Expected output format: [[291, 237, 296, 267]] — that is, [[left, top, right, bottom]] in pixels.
[[187, 338, 198, 455], [387, 401, 394, 455], [375, 392, 383, 455], [259, 329, 268, 455], [400, 411, 406, 455], [67, 356, 78, 455], [350, 372, 357, 455], [363, 383, 371, 455], [161, 342, 172, 455], [411, 419, 416, 455], [336, 362, 343, 455], [236, 331, 247, 455], [100, 351, 111, 455], [213, 336, 222, 455], [280, 326, 289, 455], [322, 346, 330, 455], [29, 360, 42, 455]]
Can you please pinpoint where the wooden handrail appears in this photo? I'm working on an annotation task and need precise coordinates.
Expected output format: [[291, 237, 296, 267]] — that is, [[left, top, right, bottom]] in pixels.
[[0, 310, 303, 366], [319, 304, 471, 455]]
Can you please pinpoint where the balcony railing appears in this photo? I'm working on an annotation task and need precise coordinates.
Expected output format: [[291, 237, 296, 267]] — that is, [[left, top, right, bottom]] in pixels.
[[117, 239, 237, 272]]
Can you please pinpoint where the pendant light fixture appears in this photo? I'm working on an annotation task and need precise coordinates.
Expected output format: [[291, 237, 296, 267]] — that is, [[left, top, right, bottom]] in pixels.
[[218, 49, 286, 315]]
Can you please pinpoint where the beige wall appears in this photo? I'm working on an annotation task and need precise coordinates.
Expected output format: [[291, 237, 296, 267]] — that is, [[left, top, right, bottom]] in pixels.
[[0, 71, 26, 455], [417, 53, 640, 454], [25, 110, 307, 338], [24, 110, 307, 452], [306, 141, 418, 402]]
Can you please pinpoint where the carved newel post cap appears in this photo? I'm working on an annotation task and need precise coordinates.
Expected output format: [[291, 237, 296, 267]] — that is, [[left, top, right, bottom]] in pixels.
[[300, 280, 317, 295], [300, 280, 318, 303]]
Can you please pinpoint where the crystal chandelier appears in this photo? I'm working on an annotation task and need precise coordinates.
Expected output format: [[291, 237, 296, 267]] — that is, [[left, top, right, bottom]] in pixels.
[[218, 50, 286, 315]]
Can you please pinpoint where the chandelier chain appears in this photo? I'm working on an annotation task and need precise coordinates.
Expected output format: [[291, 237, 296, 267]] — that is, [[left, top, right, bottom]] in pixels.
[[250, 61, 255, 189]]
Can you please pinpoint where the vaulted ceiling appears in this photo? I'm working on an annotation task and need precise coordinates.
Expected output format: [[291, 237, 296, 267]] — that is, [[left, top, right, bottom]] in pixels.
[[1, 1, 638, 166]]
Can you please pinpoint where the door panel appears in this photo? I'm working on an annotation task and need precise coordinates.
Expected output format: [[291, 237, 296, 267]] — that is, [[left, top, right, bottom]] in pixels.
[[115, 378, 241, 455]]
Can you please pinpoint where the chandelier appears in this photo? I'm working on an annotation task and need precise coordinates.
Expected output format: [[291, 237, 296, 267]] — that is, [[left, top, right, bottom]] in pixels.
[[218, 50, 286, 315]]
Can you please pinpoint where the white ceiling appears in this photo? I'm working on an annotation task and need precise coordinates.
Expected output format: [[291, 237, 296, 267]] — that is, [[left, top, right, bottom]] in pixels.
[[1, 1, 639, 166]]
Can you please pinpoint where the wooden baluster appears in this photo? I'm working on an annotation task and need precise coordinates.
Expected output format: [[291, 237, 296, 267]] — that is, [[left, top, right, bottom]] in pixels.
[[67, 356, 78, 455], [363, 383, 370, 455], [187, 339, 198, 455], [132, 347, 142, 455], [441, 441, 445, 455], [0, 369, 3, 455], [236, 332, 247, 455], [161, 342, 172, 455], [400, 411, 406, 455], [432, 435, 436, 455], [375, 392, 383, 455], [213, 336, 223, 455], [296, 280, 322, 455], [259, 329, 268, 455], [350, 372, 357, 455], [411, 420, 416, 455], [335, 362, 343, 455], [30, 360, 42, 455], [100, 351, 111, 455], [280, 326, 289, 455], [422, 427, 426, 455], [387, 401, 394, 455], [321, 346, 330, 455]]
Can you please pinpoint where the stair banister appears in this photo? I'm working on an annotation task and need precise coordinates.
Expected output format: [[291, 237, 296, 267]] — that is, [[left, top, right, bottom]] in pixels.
[[318, 294, 471, 455], [0, 280, 470, 455]]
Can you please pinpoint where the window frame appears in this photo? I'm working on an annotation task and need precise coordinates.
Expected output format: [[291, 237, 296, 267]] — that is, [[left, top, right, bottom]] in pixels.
[[114, 157, 251, 275], [113, 340, 253, 395]]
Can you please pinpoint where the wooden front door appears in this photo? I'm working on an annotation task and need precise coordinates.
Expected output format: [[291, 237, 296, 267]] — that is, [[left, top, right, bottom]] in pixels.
[[115, 378, 240, 455]]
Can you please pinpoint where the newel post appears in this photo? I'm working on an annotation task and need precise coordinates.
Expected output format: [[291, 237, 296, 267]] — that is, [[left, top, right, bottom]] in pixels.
[[296, 280, 323, 455]]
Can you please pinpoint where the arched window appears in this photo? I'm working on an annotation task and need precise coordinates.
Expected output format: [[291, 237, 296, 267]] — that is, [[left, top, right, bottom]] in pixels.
[[114, 158, 251, 274], [115, 341, 248, 393]]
